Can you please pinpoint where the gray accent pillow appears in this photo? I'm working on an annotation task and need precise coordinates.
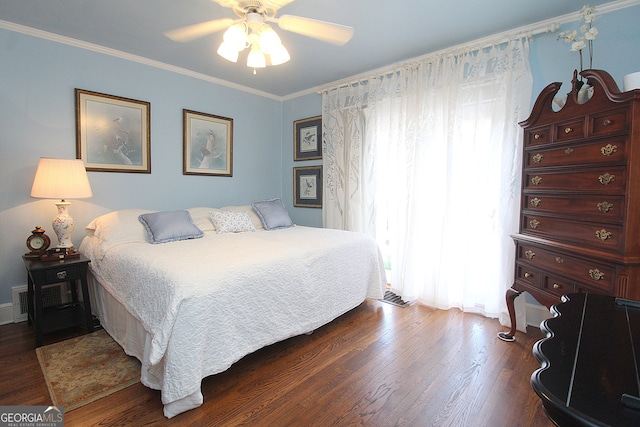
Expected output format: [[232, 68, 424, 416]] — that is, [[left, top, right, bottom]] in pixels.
[[139, 210, 204, 244], [251, 198, 294, 230]]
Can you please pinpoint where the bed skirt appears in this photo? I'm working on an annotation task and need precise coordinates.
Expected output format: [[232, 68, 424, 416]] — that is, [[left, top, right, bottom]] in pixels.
[[88, 273, 204, 417]]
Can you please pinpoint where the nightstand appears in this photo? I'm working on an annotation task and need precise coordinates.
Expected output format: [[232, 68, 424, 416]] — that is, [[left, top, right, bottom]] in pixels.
[[23, 255, 94, 347]]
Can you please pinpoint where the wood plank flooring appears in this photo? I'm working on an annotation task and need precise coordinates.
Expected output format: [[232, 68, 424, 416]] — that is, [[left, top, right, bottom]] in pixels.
[[0, 299, 553, 426]]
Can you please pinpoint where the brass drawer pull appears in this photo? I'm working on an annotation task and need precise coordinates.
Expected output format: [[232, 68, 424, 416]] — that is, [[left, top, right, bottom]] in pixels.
[[598, 173, 615, 185], [524, 272, 532, 278], [534, 133, 541, 140], [595, 229, 612, 241], [529, 219, 540, 229], [530, 197, 541, 207], [597, 201, 613, 213], [553, 283, 560, 289], [524, 250, 535, 260], [531, 176, 542, 185], [555, 257, 564, 264], [532, 153, 543, 163], [603, 119, 612, 126], [589, 269, 605, 281], [600, 144, 617, 156], [565, 148, 574, 154], [56, 271, 67, 280], [565, 127, 573, 134]]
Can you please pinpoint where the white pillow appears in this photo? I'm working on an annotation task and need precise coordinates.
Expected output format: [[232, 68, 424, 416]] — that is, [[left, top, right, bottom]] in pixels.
[[187, 207, 216, 232], [220, 205, 264, 230], [85, 209, 151, 247], [210, 210, 256, 234]]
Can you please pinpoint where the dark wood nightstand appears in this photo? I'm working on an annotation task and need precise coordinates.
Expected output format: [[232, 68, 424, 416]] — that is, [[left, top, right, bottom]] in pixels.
[[23, 255, 94, 347]]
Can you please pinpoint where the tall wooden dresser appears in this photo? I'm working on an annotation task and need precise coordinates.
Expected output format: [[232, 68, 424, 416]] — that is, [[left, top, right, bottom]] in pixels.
[[499, 69, 640, 341]]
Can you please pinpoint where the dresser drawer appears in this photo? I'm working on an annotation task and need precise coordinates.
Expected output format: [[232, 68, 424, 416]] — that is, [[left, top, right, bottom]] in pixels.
[[524, 167, 626, 193], [554, 118, 585, 142], [522, 214, 623, 253], [516, 263, 541, 288], [523, 194, 624, 222], [525, 126, 552, 147], [525, 137, 626, 169], [542, 273, 576, 297], [590, 108, 628, 136], [575, 281, 616, 295], [516, 243, 616, 291]]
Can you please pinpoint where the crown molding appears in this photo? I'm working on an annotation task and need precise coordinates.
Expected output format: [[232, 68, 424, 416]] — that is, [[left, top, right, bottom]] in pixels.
[[0, 20, 283, 101]]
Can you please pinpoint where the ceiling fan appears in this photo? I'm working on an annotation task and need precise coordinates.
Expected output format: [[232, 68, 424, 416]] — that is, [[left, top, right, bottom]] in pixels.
[[165, 0, 354, 70]]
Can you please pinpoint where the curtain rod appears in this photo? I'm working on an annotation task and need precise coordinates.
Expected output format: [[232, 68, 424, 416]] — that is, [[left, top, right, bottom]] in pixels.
[[317, 0, 640, 94], [318, 23, 558, 94]]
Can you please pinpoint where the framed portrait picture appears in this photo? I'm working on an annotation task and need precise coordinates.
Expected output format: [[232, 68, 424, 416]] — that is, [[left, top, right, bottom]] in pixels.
[[294, 115, 322, 161], [76, 89, 151, 173], [183, 109, 233, 176], [294, 166, 322, 208]]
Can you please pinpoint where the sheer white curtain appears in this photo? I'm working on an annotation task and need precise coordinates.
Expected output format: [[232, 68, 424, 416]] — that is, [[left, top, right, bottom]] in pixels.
[[322, 38, 532, 318]]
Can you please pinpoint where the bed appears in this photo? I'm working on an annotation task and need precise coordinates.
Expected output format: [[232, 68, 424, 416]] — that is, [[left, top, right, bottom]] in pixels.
[[78, 200, 386, 418]]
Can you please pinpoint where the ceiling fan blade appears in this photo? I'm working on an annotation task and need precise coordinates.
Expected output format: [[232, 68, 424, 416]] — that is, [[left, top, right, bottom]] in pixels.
[[210, 0, 240, 8], [164, 18, 236, 42], [277, 14, 354, 46], [262, 0, 296, 10]]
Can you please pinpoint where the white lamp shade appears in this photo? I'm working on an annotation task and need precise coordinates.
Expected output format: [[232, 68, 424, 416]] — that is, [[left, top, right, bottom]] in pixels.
[[223, 24, 247, 50], [31, 158, 92, 200], [247, 46, 266, 68], [259, 26, 281, 55], [269, 44, 290, 66], [217, 41, 240, 62]]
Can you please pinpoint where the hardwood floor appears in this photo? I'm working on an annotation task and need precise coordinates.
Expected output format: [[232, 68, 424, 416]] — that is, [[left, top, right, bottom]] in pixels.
[[0, 299, 553, 426]]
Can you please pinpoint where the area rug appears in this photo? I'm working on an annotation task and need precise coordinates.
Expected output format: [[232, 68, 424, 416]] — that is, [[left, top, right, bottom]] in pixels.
[[36, 328, 141, 412]]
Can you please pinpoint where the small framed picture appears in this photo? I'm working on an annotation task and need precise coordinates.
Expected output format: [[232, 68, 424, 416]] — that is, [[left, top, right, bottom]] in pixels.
[[294, 115, 322, 161], [183, 109, 233, 176], [76, 89, 151, 173], [294, 166, 322, 208]]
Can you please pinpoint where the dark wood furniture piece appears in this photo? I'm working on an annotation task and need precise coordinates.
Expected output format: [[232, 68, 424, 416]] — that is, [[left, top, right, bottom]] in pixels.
[[498, 70, 640, 341], [532, 293, 640, 426], [24, 255, 94, 347]]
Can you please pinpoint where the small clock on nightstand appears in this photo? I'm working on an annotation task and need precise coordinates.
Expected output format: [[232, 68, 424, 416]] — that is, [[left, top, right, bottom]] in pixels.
[[24, 226, 51, 259]]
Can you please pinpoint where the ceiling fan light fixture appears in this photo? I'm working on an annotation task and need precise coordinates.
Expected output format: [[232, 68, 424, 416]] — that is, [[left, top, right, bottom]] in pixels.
[[217, 41, 240, 62], [258, 25, 281, 54], [269, 43, 290, 66], [167, 1, 355, 73], [247, 45, 266, 69], [222, 23, 248, 50]]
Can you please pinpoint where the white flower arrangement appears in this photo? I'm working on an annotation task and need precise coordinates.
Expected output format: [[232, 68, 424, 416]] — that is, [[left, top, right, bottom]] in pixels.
[[558, 5, 598, 74]]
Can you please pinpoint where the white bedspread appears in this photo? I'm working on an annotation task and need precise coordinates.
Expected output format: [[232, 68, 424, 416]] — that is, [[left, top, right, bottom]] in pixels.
[[80, 226, 386, 418]]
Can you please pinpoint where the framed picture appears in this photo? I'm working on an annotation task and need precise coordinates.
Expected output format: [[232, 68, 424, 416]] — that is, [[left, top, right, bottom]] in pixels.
[[183, 109, 233, 176], [294, 115, 322, 161], [76, 89, 151, 173], [294, 166, 322, 208]]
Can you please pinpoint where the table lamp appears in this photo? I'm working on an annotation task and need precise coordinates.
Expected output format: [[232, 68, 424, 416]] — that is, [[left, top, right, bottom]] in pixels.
[[30, 158, 92, 250]]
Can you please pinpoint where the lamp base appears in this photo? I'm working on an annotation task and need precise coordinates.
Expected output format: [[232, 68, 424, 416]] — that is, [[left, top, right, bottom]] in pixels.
[[52, 200, 75, 248]]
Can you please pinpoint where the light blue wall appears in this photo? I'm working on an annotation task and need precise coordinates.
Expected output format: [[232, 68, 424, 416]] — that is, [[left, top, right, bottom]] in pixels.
[[0, 28, 283, 304], [529, 4, 640, 100], [1, 4, 639, 307], [282, 92, 323, 226]]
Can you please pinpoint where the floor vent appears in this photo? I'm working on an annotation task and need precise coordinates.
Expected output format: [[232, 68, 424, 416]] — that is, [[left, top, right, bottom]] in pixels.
[[12, 284, 65, 323], [382, 290, 413, 307]]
